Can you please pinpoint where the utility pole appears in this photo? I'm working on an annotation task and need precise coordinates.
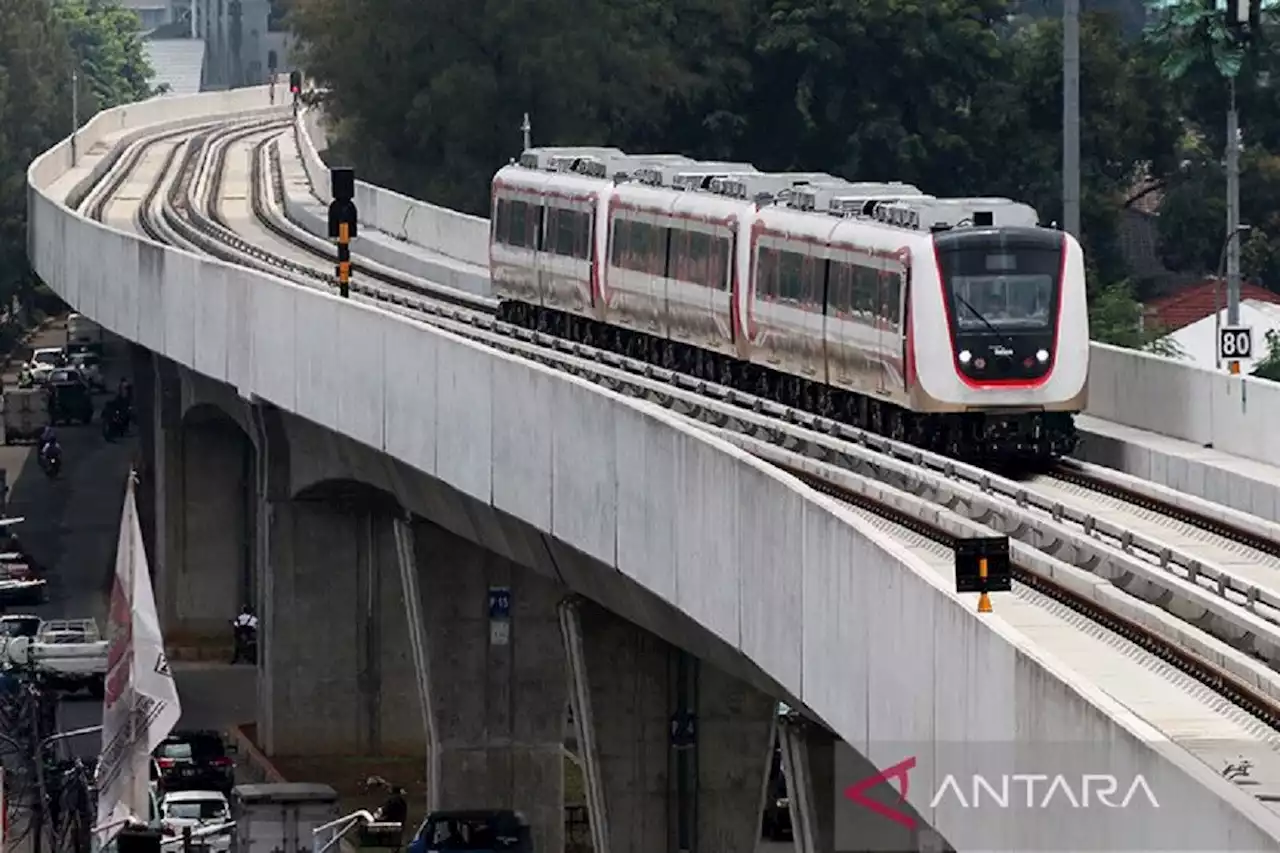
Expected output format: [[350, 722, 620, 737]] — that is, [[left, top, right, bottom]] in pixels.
[[1062, 0, 1081, 239], [1226, 75, 1242, 373], [70, 68, 79, 167], [521, 112, 532, 152]]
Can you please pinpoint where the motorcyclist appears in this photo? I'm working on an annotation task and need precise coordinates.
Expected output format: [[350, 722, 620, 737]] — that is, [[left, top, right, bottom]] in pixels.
[[38, 430, 62, 477], [231, 605, 258, 664], [39, 427, 60, 461], [364, 776, 407, 835], [16, 367, 32, 389], [107, 380, 133, 432]]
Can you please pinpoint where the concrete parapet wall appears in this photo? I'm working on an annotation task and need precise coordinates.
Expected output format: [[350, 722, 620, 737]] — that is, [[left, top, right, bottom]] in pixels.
[[279, 132, 491, 297], [27, 91, 1280, 849], [294, 106, 489, 268], [1088, 343, 1280, 467]]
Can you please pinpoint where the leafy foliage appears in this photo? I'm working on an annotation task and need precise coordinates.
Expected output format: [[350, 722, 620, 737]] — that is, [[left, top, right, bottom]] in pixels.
[[0, 0, 155, 309], [54, 0, 156, 111], [1253, 328, 1280, 380], [1089, 279, 1183, 357]]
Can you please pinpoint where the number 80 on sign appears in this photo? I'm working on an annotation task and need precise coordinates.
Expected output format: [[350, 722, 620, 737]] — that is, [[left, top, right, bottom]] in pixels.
[[1219, 326, 1253, 361]]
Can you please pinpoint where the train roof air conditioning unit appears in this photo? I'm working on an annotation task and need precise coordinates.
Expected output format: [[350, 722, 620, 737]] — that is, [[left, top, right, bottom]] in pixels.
[[874, 198, 1039, 231], [634, 166, 665, 186], [520, 146, 625, 172]]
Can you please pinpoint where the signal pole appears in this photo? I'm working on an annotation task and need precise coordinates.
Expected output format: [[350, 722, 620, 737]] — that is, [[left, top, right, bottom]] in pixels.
[[1226, 76, 1242, 373], [328, 168, 357, 298], [289, 70, 301, 118], [1062, 0, 1081, 239], [1225, 0, 1257, 374]]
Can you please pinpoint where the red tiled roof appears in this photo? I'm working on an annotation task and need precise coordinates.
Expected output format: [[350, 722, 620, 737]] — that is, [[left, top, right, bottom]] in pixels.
[[1144, 280, 1280, 332]]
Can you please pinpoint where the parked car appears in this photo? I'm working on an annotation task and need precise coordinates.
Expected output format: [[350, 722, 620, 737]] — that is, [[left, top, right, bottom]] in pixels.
[[67, 352, 104, 391], [154, 731, 235, 794], [26, 348, 66, 385], [407, 810, 532, 853], [159, 790, 232, 852]]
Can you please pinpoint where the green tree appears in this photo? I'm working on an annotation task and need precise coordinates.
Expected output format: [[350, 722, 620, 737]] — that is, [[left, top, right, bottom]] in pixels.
[[1252, 328, 1280, 380], [54, 0, 157, 112], [985, 12, 1181, 288], [0, 0, 155, 313], [290, 0, 731, 214], [0, 0, 79, 303], [1156, 149, 1280, 285], [1089, 279, 1184, 356]]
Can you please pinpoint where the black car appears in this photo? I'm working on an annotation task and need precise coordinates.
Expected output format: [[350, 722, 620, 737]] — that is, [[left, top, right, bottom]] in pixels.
[[47, 369, 93, 425], [153, 731, 235, 794]]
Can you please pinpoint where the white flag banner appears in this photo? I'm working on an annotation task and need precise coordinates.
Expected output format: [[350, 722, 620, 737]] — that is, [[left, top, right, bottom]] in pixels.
[[95, 473, 181, 846]]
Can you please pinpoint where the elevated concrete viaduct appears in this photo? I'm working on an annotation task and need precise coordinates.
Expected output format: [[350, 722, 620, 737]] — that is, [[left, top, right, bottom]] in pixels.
[[139, 351, 781, 853], [35, 87, 1280, 853]]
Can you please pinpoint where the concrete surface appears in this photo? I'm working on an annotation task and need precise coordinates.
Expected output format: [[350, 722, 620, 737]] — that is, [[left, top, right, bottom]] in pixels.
[[27, 87, 1280, 850]]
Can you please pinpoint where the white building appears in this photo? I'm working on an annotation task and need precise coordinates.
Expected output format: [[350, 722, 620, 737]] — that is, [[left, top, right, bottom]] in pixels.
[[1154, 298, 1280, 373]]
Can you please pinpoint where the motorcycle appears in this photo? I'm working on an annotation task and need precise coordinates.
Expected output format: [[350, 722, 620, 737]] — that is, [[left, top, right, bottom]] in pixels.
[[230, 622, 258, 664], [38, 443, 61, 479], [102, 403, 130, 441]]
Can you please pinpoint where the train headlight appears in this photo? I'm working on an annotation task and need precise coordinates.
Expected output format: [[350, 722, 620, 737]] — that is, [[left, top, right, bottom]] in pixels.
[[1036, 349, 1049, 363], [958, 350, 972, 364]]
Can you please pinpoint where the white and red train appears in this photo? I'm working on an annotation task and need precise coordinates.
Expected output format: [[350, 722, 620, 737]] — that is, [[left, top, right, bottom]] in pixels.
[[489, 147, 1088, 461]]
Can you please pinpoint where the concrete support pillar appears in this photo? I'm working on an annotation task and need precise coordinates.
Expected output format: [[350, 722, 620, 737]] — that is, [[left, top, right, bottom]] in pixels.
[[172, 418, 252, 638], [569, 600, 776, 853], [779, 719, 835, 853], [152, 356, 183, 636], [411, 519, 567, 853], [258, 497, 418, 757], [132, 346, 156, 567]]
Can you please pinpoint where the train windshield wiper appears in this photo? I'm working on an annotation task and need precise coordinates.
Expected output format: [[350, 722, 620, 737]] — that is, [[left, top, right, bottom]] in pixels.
[[955, 295, 1016, 348]]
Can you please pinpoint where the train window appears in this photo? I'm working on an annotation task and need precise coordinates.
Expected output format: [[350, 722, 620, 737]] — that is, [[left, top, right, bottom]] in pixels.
[[611, 218, 628, 267], [827, 261, 854, 318], [800, 254, 822, 306], [852, 264, 877, 315], [508, 200, 526, 248], [670, 229, 691, 281], [548, 207, 585, 259], [688, 231, 710, 286], [709, 235, 730, 290], [631, 222, 651, 270], [778, 251, 805, 303], [756, 247, 779, 299], [493, 198, 508, 242], [881, 271, 902, 327]]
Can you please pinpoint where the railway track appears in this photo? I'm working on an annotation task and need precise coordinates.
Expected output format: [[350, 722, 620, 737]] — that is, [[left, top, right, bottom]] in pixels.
[[77, 114, 1280, 803]]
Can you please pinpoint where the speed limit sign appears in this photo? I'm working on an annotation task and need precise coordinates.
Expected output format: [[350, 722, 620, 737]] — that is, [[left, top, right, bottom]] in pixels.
[[1219, 326, 1253, 361]]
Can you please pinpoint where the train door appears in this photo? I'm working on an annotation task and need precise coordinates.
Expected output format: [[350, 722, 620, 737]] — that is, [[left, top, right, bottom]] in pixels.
[[530, 198, 548, 306], [899, 259, 912, 394], [875, 266, 890, 394]]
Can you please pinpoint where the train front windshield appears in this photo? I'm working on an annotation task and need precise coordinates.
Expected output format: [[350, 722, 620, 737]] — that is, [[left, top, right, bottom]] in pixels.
[[934, 228, 1065, 381]]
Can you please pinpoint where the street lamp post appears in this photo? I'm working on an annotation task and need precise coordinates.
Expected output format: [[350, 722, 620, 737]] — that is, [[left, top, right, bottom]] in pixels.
[[1226, 76, 1244, 373], [1063, 0, 1081, 239], [1215, 223, 1252, 369]]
